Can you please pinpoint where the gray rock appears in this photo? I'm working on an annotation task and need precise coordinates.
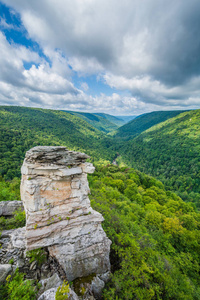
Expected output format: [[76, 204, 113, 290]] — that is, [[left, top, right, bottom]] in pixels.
[[0, 229, 16, 238], [91, 276, 105, 300], [0, 264, 12, 283], [16, 258, 25, 268], [37, 288, 57, 300], [68, 288, 79, 300], [24, 146, 89, 165], [99, 271, 111, 283], [39, 273, 63, 294], [10, 227, 26, 249], [38, 287, 79, 300], [0, 201, 24, 216]]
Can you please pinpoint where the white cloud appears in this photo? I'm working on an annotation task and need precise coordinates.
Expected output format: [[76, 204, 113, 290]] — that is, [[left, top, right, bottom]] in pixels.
[[1, 0, 200, 113], [69, 56, 104, 76], [104, 73, 200, 107]]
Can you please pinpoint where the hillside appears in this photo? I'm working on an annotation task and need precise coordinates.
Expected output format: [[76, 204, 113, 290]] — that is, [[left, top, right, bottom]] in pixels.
[[117, 109, 200, 207], [115, 110, 186, 139], [1, 107, 200, 299], [0, 106, 115, 180], [89, 165, 200, 299], [93, 113, 126, 127], [64, 111, 121, 133], [116, 115, 137, 124]]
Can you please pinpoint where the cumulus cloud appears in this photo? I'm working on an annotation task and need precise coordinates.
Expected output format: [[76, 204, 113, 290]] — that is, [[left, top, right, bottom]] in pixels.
[[1, 0, 200, 113]]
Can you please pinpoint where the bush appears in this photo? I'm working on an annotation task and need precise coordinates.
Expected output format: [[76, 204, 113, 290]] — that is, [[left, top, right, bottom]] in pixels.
[[26, 248, 47, 266], [0, 269, 38, 300], [55, 281, 70, 300]]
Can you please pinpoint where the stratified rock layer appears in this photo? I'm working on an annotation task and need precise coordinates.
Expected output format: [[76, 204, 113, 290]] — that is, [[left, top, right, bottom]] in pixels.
[[21, 146, 111, 281]]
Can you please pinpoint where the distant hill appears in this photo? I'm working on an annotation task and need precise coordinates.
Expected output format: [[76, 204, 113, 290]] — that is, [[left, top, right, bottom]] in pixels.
[[93, 113, 125, 127], [115, 110, 186, 139], [118, 109, 200, 207], [63, 111, 121, 133], [0, 106, 115, 179], [115, 115, 137, 124]]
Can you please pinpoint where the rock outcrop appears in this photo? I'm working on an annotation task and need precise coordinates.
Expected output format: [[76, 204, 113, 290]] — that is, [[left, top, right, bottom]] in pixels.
[[0, 200, 24, 216], [21, 146, 111, 281]]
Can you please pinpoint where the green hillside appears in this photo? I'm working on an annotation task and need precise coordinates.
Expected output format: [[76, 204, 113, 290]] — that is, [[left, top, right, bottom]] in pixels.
[[115, 110, 186, 139], [0, 106, 115, 180], [117, 109, 200, 207], [1, 106, 200, 299], [94, 113, 126, 127], [64, 111, 119, 133]]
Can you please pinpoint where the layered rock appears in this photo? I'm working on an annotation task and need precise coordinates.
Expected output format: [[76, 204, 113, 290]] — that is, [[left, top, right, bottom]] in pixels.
[[21, 146, 111, 281]]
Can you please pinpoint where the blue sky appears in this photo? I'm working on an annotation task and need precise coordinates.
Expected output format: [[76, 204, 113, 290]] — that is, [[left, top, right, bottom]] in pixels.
[[0, 0, 200, 115]]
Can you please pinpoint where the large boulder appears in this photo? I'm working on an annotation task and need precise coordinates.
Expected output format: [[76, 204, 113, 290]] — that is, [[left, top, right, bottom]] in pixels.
[[0, 264, 12, 283], [21, 146, 111, 281], [0, 201, 24, 216]]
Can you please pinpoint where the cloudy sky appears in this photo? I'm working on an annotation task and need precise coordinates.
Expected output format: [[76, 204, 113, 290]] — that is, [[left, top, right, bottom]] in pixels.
[[0, 0, 200, 115]]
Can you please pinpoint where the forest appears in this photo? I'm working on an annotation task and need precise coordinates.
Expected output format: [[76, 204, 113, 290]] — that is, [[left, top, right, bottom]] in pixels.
[[1, 105, 200, 299], [116, 109, 200, 208]]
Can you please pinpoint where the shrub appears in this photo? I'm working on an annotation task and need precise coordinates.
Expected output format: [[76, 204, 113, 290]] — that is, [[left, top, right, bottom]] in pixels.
[[0, 269, 37, 300], [55, 281, 69, 300], [26, 248, 47, 266]]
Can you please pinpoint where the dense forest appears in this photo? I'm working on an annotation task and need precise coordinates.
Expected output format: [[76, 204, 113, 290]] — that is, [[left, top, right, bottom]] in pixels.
[[1, 105, 200, 299], [89, 166, 200, 299], [0, 106, 115, 180], [116, 109, 200, 208], [115, 110, 185, 140], [64, 111, 120, 133]]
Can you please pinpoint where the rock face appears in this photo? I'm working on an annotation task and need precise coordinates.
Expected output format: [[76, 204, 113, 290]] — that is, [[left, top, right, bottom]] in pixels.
[[21, 146, 111, 281], [0, 200, 24, 216]]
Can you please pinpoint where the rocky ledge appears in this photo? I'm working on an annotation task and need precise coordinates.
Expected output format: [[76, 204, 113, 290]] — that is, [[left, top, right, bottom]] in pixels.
[[21, 146, 111, 281]]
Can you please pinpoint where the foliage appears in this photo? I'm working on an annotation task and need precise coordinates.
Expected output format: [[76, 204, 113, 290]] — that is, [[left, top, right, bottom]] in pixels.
[[26, 248, 47, 266], [0, 177, 20, 201], [0, 209, 25, 231], [64, 111, 120, 133], [0, 269, 38, 300], [116, 109, 200, 207], [0, 106, 115, 180], [55, 281, 70, 300], [89, 165, 200, 299], [115, 110, 185, 139]]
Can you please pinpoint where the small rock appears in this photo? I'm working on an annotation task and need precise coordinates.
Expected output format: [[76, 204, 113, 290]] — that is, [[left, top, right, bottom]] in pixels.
[[10, 227, 26, 249], [16, 258, 25, 268], [30, 261, 37, 270], [38, 287, 79, 300], [39, 273, 63, 294], [91, 276, 105, 300], [37, 287, 57, 300], [99, 271, 111, 283], [0, 264, 12, 283]]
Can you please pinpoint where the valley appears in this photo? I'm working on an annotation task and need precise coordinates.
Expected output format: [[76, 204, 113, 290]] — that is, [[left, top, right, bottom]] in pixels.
[[1, 105, 200, 299]]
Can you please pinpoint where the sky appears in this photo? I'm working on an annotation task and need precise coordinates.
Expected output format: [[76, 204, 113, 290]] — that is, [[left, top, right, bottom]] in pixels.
[[0, 0, 200, 116]]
